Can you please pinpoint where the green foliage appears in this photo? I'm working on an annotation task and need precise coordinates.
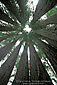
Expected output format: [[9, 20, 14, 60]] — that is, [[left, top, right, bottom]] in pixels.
[[0, 33, 6, 37], [46, 5, 57, 17], [15, 55, 20, 68]]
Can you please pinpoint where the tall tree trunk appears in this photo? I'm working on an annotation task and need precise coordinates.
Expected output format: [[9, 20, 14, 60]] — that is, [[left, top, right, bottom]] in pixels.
[[32, 12, 57, 30], [34, 28, 57, 41], [0, 35, 11, 42], [0, 40, 17, 60], [17, 0, 25, 18], [35, 38, 57, 74], [31, 0, 57, 24], [44, 37, 57, 48], [0, 9, 17, 25], [0, 0, 23, 24], [0, 42, 22, 85], [40, 12, 57, 26], [12, 45, 29, 85], [29, 42, 53, 85], [0, 25, 15, 31]]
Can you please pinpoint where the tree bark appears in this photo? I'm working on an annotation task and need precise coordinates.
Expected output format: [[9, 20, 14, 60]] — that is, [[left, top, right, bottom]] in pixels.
[[35, 38, 57, 74], [10, 0, 23, 24], [0, 9, 18, 25], [44, 37, 57, 48], [17, 0, 25, 18], [0, 25, 15, 31], [0, 0, 23, 24], [34, 28, 57, 41], [0, 40, 17, 60], [40, 12, 57, 26], [29, 42, 53, 85], [0, 42, 22, 85], [32, 12, 57, 29], [31, 0, 57, 24], [0, 35, 11, 42], [12, 45, 29, 85]]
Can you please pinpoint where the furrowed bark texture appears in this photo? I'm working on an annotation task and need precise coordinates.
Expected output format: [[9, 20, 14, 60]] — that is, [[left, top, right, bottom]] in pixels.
[[12, 45, 29, 85]]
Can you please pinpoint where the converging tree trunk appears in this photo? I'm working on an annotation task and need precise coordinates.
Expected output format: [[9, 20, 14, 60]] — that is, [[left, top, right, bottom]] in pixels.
[[12, 44, 29, 85], [0, 42, 22, 85], [29, 42, 53, 85], [35, 38, 57, 74]]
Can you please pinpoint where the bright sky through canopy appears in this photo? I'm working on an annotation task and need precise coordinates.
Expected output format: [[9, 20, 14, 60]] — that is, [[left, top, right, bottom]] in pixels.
[[24, 0, 39, 32], [24, 25, 32, 33], [28, 0, 39, 11]]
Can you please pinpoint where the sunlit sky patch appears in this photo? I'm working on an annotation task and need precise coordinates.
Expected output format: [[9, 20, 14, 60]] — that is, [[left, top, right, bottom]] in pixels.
[[27, 0, 39, 11], [28, 0, 39, 23], [24, 0, 39, 32], [24, 25, 32, 33], [28, 0, 47, 23]]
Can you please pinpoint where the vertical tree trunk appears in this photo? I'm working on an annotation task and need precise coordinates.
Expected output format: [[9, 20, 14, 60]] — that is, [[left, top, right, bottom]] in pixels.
[[0, 9, 18, 25], [29, 42, 53, 85], [31, 0, 57, 24], [0, 0, 23, 24], [17, 0, 25, 18], [35, 38, 57, 74], [0, 35, 11, 42], [34, 28, 57, 41], [0, 25, 15, 31], [0, 40, 17, 60], [12, 44, 29, 85], [40, 12, 57, 26], [45, 37, 57, 48], [0, 42, 22, 85]]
